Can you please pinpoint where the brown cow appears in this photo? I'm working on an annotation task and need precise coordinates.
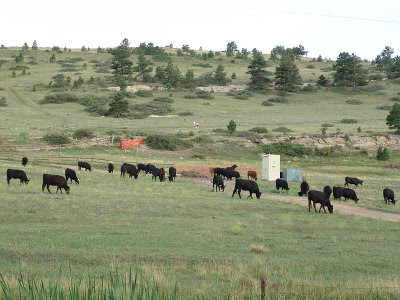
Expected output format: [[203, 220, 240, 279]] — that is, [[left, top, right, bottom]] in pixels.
[[247, 170, 257, 181]]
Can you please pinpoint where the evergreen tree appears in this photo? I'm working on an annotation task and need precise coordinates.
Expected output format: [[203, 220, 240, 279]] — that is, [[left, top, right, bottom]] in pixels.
[[133, 54, 153, 82], [108, 92, 128, 117], [375, 46, 394, 77], [111, 38, 134, 82], [227, 120, 237, 134], [214, 64, 227, 85], [226, 41, 238, 57], [49, 53, 56, 63], [183, 69, 196, 88], [162, 62, 181, 87], [231, 72, 237, 80], [32, 40, 38, 50], [81, 45, 87, 52], [246, 53, 271, 90], [15, 53, 24, 63], [317, 74, 328, 86], [333, 52, 367, 87], [22, 42, 29, 51], [386, 103, 400, 133], [274, 54, 302, 91], [376, 146, 390, 161]]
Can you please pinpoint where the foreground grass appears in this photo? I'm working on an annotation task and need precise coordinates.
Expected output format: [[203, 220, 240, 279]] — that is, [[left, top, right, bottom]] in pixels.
[[1, 160, 400, 298]]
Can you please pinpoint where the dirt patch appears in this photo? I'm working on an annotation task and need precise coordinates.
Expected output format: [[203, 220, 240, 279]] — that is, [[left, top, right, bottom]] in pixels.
[[181, 170, 208, 179]]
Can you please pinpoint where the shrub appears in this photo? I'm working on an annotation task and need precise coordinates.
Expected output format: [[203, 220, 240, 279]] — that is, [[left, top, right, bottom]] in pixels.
[[376, 105, 391, 111], [390, 96, 400, 102], [153, 97, 174, 103], [184, 94, 196, 99], [178, 111, 193, 116], [191, 135, 213, 144], [129, 101, 173, 118], [43, 133, 70, 145], [346, 99, 363, 105], [192, 63, 212, 68], [73, 129, 94, 139], [369, 74, 383, 81], [42, 93, 79, 104], [196, 90, 214, 100], [321, 123, 334, 128], [18, 131, 29, 143], [135, 90, 153, 97], [302, 84, 317, 92], [376, 146, 390, 161], [248, 127, 268, 133], [268, 97, 288, 104], [341, 118, 358, 124], [306, 64, 315, 69], [213, 128, 228, 134], [260, 142, 311, 156], [261, 100, 274, 106], [358, 84, 385, 92], [0, 97, 6, 107], [272, 126, 293, 133], [145, 134, 192, 151], [227, 120, 237, 134]]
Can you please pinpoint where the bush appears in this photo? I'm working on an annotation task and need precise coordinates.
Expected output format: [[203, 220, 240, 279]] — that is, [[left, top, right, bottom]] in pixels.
[[302, 84, 317, 92], [340, 118, 358, 124], [42, 93, 79, 104], [0, 97, 6, 107], [390, 96, 400, 102], [346, 99, 363, 105], [196, 90, 214, 99], [212, 128, 228, 134], [73, 129, 94, 139], [135, 90, 153, 97], [227, 120, 237, 134], [248, 127, 268, 133], [306, 64, 316, 69], [184, 94, 196, 99], [358, 84, 385, 92], [191, 135, 213, 144], [153, 97, 174, 103], [43, 133, 70, 145], [178, 111, 193, 116], [272, 126, 293, 133], [260, 142, 311, 156], [376, 105, 391, 111], [268, 97, 288, 104], [321, 123, 334, 128], [369, 74, 384, 81], [227, 90, 253, 100], [261, 100, 274, 106], [376, 146, 390, 161], [192, 63, 212, 68], [145, 134, 192, 151], [130, 101, 173, 118]]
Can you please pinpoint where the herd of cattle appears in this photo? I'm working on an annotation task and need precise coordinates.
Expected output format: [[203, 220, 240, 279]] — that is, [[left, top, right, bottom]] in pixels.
[[5, 157, 397, 214]]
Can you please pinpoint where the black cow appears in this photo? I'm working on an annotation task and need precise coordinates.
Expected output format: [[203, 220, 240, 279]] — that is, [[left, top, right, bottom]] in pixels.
[[214, 167, 227, 178], [323, 185, 332, 199], [120, 163, 128, 177], [108, 163, 114, 173], [65, 168, 79, 184], [345, 177, 363, 187], [42, 174, 70, 194], [21, 157, 28, 166], [7, 169, 29, 185], [298, 180, 309, 196], [333, 186, 345, 200], [342, 188, 359, 203], [152, 168, 165, 182], [211, 174, 226, 192], [138, 163, 149, 174], [276, 178, 290, 191], [78, 161, 92, 171], [168, 166, 176, 182], [122, 163, 138, 179], [232, 179, 262, 199], [308, 190, 333, 213], [383, 188, 396, 205], [226, 170, 240, 180], [147, 164, 157, 175]]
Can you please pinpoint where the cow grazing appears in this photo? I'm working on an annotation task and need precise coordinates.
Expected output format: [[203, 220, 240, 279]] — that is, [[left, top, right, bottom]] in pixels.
[[122, 163, 138, 179], [108, 163, 114, 173], [211, 174, 226, 192], [138, 163, 149, 174], [147, 164, 157, 175], [247, 170, 257, 181], [226, 170, 240, 180], [345, 177, 363, 187], [42, 174, 70, 194], [298, 180, 309, 197], [323, 185, 332, 199], [21, 157, 28, 166], [78, 161, 92, 171], [232, 179, 262, 199], [308, 190, 333, 213], [168, 166, 176, 182], [342, 188, 359, 203], [65, 168, 79, 184], [214, 167, 227, 178], [152, 168, 165, 182], [383, 188, 396, 205], [333, 186, 345, 200], [7, 169, 29, 185], [276, 178, 290, 191]]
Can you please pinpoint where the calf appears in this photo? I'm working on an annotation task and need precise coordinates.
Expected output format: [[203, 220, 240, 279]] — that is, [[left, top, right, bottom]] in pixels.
[[308, 190, 333, 213], [168, 166, 177, 182], [78, 161, 92, 171], [138, 163, 149, 174], [211, 174, 226, 192], [333, 186, 345, 200], [108, 163, 114, 173], [276, 178, 290, 191], [383, 188, 396, 205], [342, 188, 359, 203], [247, 170, 257, 181], [21, 156, 28, 166], [298, 180, 309, 196], [345, 177, 363, 187], [152, 168, 165, 182], [232, 178, 262, 199], [65, 168, 79, 184], [42, 174, 70, 194], [7, 169, 29, 185], [323, 185, 332, 199]]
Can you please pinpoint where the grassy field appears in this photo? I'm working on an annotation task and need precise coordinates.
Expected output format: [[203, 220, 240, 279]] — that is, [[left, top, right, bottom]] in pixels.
[[1, 47, 400, 298]]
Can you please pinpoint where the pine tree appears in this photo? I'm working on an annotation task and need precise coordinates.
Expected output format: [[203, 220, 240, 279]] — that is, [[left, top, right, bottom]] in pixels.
[[274, 54, 302, 91], [333, 52, 367, 87], [183, 70, 195, 88], [226, 41, 238, 57], [49, 53, 56, 63], [32, 40, 38, 50], [317, 74, 328, 86], [227, 120, 237, 134], [111, 38, 133, 82], [108, 92, 128, 117], [134, 54, 153, 82], [214, 64, 227, 85], [21, 42, 29, 51], [386, 103, 400, 133], [246, 53, 271, 90]]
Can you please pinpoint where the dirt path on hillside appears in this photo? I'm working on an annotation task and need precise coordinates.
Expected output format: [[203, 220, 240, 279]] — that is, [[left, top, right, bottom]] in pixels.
[[193, 178, 400, 223]]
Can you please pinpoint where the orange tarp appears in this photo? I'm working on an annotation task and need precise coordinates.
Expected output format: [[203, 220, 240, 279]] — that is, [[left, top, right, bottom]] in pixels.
[[120, 138, 144, 149]]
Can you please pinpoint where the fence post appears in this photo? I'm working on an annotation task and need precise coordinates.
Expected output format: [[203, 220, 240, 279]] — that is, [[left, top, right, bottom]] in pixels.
[[261, 276, 266, 300]]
